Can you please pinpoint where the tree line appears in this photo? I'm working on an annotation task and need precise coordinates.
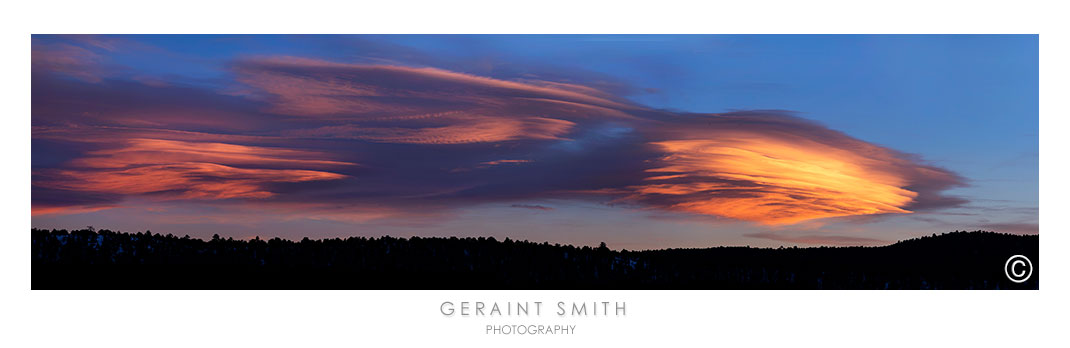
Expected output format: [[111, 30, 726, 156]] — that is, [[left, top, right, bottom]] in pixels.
[[32, 228, 1038, 290]]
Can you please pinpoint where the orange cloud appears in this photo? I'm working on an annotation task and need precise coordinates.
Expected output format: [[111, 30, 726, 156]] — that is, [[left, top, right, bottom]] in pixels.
[[614, 114, 961, 225], [70, 138, 353, 169], [31, 204, 117, 217], [629, 136, 914, 224], [48, 162, 345, 200], [36, 137, 351, 209]]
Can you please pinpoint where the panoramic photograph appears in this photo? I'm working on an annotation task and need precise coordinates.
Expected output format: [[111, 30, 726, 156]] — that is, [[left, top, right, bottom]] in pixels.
[[30, 34, 1038, 289]]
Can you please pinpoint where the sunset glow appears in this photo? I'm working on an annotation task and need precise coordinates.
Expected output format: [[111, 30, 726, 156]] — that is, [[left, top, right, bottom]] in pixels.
[[30, 35, 1037, 247]]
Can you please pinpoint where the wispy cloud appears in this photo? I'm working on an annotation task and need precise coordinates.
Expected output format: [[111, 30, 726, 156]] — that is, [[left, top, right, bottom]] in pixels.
[[510, 204, 554, 211], [32, 42, 107, 83]]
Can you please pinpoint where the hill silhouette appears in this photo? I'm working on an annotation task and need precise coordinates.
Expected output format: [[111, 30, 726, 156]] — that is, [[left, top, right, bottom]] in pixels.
[[31, 228, 1038, 289]]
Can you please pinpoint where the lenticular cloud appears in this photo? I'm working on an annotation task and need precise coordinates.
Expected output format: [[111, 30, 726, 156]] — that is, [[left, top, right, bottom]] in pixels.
[[31, 56, 964, 224]]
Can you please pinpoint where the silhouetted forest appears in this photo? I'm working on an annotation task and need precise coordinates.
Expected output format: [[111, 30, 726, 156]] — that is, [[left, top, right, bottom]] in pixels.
[[32, 228, 1038, 289]]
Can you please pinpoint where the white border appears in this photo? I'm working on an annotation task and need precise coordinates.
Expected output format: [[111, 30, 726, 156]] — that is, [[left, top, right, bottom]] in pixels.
[[3, 1, 1065, 347]]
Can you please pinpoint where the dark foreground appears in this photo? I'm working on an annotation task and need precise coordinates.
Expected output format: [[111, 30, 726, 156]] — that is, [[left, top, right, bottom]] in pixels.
[[32, 228, 1038, 289]]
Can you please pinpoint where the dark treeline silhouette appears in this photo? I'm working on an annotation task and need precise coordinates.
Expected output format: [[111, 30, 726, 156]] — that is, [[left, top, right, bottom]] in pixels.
[[32, 228, 1038, 289]]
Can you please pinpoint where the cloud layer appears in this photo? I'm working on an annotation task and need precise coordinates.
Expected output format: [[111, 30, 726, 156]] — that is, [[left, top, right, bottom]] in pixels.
[[32, 54, 965, 226]]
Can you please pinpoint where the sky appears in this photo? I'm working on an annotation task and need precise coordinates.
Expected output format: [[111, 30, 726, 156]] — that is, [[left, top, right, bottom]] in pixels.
[[30, 35, 1038, 249]]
